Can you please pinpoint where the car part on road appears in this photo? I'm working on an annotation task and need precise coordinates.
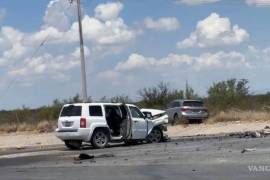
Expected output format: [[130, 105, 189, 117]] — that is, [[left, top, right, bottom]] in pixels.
[[91, 130, 109, 149], [64, 140, 82, 150], [76, 153, 95, 160], [241, 148, 256, 153]]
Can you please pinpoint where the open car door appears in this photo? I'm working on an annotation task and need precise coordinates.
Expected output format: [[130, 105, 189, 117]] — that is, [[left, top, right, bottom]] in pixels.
[[128, 105, 148, 139], [119, 104, 132, 139]]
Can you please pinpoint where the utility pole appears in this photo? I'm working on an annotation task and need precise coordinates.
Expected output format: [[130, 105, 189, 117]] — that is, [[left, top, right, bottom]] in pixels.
[[71, 0, 88, 102]]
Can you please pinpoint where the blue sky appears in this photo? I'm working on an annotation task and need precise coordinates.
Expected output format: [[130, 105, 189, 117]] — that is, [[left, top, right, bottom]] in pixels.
[[0, 0, 270, 109]]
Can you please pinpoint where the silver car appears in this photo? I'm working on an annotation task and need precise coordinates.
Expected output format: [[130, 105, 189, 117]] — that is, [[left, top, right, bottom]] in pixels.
[[166, 100, 208, 124]]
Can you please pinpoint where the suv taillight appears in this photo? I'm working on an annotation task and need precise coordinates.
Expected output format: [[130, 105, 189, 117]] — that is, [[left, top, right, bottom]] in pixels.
[[80, 118, 86, 128], [203, 108, 208, 113], [181, 107, 189, 112]]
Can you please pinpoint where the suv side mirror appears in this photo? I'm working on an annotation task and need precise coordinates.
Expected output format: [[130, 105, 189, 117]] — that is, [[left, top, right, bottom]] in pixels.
[[143, 112, 152, 119]]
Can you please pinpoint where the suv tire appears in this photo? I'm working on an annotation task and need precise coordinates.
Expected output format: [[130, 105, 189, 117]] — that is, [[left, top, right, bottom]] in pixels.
[[91, 129, 109, 149], [147, 128, 163, 143], [172, 114, 179, 125]]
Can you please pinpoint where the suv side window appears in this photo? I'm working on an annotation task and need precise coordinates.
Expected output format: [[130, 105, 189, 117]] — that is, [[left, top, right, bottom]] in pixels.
[[129, 106, 145, 118], [61, 105, 82, 117], [172, 101, 180, 108], [167, 102, 173, 108], [89, 106, 103, 116]]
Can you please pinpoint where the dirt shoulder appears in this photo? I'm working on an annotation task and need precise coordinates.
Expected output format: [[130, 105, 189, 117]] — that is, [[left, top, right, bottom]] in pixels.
[[1, 121, 270, 149], [168, 120, 270, 137], [0, 132, 62, 150]]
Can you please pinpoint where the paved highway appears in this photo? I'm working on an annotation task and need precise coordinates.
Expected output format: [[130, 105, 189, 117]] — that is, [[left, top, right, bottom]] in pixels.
[[0, 136, 270, 180]]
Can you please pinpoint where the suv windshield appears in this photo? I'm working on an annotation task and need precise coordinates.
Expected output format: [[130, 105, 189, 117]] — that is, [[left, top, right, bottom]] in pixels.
[[183, 101, 203, 107], [60, 105, 82, 117]]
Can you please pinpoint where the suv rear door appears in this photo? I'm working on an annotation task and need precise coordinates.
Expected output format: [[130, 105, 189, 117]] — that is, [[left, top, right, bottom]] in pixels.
[[182, 100, 207, 117], [58, 105, 83, 131]]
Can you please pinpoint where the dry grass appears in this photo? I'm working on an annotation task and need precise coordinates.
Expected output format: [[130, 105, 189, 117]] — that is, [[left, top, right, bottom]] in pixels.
[[207, 110, 270, 124], [0, 120, 56, 134], [36, 121, 55, 133]]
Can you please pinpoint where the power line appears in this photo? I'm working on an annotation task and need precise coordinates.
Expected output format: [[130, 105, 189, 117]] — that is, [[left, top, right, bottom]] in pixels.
[[0, 35, 50, 106]]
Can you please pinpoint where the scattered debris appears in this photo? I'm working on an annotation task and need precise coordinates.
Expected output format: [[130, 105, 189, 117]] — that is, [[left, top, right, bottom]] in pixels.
[[253, 131, 261, 138], [16, 146, 25, 150], [241, 148, 256, 154], [74, 153, 95, 161], [229, 130, 270, 139], [260, 129, 270, 136], [74, 153, 115, 163]]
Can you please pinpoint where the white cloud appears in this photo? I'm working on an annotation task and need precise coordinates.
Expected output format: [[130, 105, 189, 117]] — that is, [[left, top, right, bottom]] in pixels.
[[0, 26, 28, 65], [194, 51, 248, 70], [144, 17, 180, 31], [247, 45, 270, 64], [246, 0, 270, 6], [27, 4, 135, 46], [176, 0, 220, 5], [99, 51, 250, 86], [0, 1, 136, 83], [95, 2, 123, 21], [8, 47, 81, 78], [108, 51, 248, 74], [115, 53, 192, 71], [177, 13, 249, 48], [43, 0, 76, 31]]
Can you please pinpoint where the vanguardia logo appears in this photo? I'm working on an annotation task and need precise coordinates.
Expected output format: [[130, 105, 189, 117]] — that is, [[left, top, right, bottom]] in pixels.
[[248, 165, 270, 172]]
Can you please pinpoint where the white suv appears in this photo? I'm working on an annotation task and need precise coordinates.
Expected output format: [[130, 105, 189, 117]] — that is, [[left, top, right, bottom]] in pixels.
[[55, 103, 168, 149]]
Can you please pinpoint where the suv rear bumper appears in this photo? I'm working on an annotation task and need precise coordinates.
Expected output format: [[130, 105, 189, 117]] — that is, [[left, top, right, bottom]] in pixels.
[[182, 114, 208, 120], [55, 128, 90, 142]]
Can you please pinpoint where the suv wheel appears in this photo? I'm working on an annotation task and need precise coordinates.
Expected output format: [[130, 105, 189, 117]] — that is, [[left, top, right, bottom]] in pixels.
[[147, 128, 162, 143], [91, 130, 109, 149], [173, 114, 179, 125], [64, 140, 82, 150]]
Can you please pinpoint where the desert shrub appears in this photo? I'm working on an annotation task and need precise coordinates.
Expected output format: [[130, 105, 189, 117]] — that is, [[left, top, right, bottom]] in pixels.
[[36, 121, 56, 133], [138, 82, 182, 109], [206, 79, 249, 112], [99, 95, 132, 103]]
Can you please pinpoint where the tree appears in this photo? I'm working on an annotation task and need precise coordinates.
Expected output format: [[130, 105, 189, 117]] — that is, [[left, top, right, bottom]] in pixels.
[[185, 81, 198, 99], [110, 95, 132, 103], [138, 82, 185, 109], [207, 78, 249, 110]]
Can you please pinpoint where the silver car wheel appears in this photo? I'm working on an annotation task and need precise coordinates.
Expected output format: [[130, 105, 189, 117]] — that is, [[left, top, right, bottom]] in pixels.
[[147, 129, 162, 143], [94, 132, 107, 146]]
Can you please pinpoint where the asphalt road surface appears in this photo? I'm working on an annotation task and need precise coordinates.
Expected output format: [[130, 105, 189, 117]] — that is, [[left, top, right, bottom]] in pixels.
[[1, 136, 270, 180]]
